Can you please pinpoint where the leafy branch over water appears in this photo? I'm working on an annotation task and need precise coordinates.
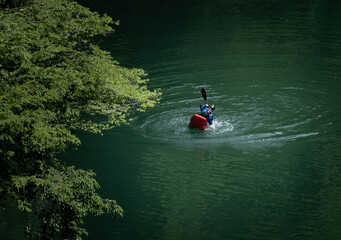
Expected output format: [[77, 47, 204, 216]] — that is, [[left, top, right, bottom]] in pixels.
[[0, 0, 161, 239]]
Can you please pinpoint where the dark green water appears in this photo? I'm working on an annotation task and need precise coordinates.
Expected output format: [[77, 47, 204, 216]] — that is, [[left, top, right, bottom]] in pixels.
[[10, 0, 341, 239]]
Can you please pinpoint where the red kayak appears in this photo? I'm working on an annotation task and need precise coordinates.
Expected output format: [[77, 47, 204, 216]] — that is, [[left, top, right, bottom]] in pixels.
[[188, 114, 208, 130]]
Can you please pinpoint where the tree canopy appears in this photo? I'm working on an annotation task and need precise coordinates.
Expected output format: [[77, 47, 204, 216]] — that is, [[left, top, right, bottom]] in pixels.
[[0, 0, 161, 239]]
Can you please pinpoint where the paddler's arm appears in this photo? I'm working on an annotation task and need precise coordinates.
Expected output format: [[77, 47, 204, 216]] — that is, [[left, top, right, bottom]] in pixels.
[[208, 113, 213, 125]]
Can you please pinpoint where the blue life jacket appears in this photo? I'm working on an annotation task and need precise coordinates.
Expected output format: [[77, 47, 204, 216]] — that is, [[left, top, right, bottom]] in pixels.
[[200, 104, 213, 125]]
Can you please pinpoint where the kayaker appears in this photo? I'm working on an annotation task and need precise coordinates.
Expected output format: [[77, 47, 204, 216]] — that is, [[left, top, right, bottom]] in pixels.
[[200, 104, 215, 125]]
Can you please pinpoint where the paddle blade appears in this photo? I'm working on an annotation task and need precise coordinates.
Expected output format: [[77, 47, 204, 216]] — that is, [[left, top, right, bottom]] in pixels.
[[201, 88, 207, 102]]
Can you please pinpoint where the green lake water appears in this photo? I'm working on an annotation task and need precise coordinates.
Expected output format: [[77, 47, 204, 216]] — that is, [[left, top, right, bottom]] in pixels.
[[5, 0, 341, 239], [68, 0, 341, 239]]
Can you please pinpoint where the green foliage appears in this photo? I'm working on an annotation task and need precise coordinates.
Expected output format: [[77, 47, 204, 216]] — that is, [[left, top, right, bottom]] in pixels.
[[0, 0, 160, 239], [0, 0, 32, 8], [11, 167, 123, 239]]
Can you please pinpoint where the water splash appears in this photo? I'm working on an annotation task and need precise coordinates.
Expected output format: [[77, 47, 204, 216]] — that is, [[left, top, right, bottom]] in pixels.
[[129, 82, 324, 149], [207, 118, 234, 134]]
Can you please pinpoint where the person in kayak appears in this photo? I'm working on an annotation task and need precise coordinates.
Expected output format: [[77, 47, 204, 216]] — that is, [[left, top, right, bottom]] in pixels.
[[200, 104, 215, 125]]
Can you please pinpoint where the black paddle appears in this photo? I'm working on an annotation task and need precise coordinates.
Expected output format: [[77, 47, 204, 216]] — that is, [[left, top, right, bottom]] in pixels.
[[201, 88, 207, 103]]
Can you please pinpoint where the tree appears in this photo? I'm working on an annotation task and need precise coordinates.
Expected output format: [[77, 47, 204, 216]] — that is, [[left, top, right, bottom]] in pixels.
[[0, 0, 161, 239]]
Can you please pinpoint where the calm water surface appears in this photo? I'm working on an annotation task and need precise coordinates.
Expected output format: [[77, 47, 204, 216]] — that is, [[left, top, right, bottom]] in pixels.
[[65, 0, 340, 239]]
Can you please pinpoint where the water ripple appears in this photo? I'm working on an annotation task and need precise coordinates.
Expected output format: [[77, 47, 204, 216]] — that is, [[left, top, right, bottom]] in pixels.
[[131, 83, 325, 148]]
